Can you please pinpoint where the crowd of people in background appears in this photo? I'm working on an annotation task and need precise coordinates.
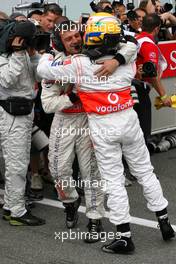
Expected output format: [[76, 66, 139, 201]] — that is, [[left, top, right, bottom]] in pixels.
[[0, 0, 176, 255]]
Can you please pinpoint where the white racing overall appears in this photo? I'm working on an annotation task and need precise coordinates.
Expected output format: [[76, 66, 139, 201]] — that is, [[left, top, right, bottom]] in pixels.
[[0, 51, 40, 217], [37, 43, 168, 225]]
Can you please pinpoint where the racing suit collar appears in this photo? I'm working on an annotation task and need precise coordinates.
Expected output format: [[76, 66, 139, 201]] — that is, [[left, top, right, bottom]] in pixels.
[[137, 32, 155, 43]]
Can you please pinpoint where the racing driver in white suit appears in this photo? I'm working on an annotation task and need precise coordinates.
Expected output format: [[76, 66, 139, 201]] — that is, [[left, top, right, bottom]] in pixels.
[[37, 13, 175, 253], [40, 19, 138, 242]]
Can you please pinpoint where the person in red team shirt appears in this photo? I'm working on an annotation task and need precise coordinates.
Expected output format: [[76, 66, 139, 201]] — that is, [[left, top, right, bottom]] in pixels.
[[133, 13, 171, 144]]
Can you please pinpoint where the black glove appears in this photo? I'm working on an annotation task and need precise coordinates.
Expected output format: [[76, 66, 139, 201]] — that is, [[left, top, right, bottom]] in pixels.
[[68, 92, 79, 103], [114, 53, 126, 65]]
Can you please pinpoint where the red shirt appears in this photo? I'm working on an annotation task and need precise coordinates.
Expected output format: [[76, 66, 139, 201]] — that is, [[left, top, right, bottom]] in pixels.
[[136, 32, 159, 82]]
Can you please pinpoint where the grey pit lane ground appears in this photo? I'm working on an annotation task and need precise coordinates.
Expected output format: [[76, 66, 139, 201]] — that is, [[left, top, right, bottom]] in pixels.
[[0, 148, 176, 264]]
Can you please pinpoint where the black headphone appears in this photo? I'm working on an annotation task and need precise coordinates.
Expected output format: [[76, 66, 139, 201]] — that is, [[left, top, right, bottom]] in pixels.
[[52, 25, 65, 52], [52, 20, 79, 52]]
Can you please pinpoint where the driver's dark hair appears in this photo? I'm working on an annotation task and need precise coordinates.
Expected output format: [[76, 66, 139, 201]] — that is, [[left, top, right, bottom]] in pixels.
[[142, 13, 161, 32], [97, 0, 112, 12]]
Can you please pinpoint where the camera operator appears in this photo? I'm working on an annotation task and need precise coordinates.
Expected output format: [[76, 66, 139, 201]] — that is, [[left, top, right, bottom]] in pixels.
[[0, 20, 45, 226], [134, 13, 172, 143]]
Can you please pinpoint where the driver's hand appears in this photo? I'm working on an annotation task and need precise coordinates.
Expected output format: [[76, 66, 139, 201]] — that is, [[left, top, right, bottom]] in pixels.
[[94, 59, 119, 78]]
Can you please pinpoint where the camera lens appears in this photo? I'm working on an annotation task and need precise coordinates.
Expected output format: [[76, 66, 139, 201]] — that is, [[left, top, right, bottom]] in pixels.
[[142, 62, 157, 77]]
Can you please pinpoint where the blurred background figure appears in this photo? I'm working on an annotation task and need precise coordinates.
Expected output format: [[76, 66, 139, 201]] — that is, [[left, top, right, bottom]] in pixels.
[[27, 9, 43, 23], [0, 19, 45, 226], [31, 3, 64, 191], [139, 0, 156, 14], [135, 7, 147, 24], [112, 0, 127, 20], [0, 11, 9, 20], [39, 3, 63, 32], [90, 0, 113, 13], [139, 0, 176, 40], [10, 12, 27, 21]]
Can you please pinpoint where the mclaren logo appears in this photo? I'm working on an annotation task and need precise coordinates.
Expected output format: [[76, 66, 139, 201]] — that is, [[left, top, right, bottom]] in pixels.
[[108, 93, 119, 104]]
